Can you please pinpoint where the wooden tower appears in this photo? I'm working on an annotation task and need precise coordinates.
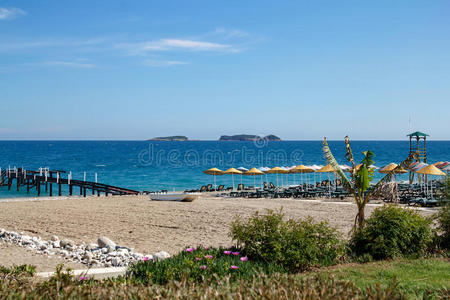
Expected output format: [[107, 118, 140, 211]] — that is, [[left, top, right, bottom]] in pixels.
[[407, 131, 429, 183]]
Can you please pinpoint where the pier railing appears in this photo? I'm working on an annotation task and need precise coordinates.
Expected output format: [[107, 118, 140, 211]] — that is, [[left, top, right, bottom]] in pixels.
[[0, 167, 139, 197]]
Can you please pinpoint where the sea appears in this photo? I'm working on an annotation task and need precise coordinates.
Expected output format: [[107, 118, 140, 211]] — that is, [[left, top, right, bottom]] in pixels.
[[0, 140, 448, 198]]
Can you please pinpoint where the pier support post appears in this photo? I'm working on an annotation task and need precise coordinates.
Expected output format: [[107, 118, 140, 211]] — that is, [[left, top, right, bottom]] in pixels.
[[27, 178, 30, 194], [58, 183, 62, 196], [80, 186, 82, 195], [49, 183, 53, 197], [83, 187, 86, 197], [69, 184, 73, 196], [37, 180, 40, 196]]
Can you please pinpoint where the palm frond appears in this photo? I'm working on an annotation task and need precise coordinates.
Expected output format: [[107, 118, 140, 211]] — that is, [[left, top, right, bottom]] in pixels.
[[322, 138, 354, 192]]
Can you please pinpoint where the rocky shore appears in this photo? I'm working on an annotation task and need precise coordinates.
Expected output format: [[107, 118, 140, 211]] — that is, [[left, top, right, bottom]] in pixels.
[[0, 228, 170, 268]]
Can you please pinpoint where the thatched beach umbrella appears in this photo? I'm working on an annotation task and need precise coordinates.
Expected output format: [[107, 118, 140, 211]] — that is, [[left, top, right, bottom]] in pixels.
[[379, 163, 407, 174], [203, 167, 223, 190], [316, 164, 335, 196], [417, 165, 446, 198], [244, 168, 264, 189], [266, 167, 287, 187], [290, 165, 314, 190], [223, 168, 242, 190]]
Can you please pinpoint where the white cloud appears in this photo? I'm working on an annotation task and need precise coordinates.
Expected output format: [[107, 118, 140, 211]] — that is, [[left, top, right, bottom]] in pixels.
[[23, 61, 96, 68], [142, 59, 189, 67], [0, 38, 106, 52], [118, 38, 238, 55], [0, 7, 26, 20]]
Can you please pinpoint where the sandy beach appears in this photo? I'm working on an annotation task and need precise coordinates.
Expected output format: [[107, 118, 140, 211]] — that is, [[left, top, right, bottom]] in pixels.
[[0, 194, 436, 271]]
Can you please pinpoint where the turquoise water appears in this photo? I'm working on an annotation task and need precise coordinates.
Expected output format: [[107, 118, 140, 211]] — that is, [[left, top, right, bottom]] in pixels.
[[0, 140, 448, 198]]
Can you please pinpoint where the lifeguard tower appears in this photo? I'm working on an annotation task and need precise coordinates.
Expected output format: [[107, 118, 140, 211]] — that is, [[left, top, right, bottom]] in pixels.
[[407, 131, 429, 183]]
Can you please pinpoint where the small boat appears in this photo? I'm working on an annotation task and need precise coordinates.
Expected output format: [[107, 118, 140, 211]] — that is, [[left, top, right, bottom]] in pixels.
[[149, 193, 199, 202]]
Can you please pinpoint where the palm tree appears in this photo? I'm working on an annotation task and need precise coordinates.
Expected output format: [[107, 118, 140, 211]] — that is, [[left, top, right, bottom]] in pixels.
[[322, 136, 418, 228]]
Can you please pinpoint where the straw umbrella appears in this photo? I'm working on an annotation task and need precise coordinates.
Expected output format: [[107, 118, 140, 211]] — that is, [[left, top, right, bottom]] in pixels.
[[223, 168, 242, 190], [417, 165, 446, 198], [290, 165, 314, 190], [266, 167, 286, 187], [244, 168, 264, 189], [203, 168, 223, 190], [316, 164, 335, 197]]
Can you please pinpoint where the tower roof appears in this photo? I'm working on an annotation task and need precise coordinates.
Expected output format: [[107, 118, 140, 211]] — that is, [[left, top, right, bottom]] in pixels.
[[407, 131, 429, 137]]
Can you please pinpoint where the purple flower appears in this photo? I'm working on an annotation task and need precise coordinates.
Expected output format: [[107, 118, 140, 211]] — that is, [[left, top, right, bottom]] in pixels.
[[79, 276, 87, 281], [224, 250, 231, 255], [205, 255, 213, 259], [205, 247, 210, 250], [240, 256, 248, 262], [230, 265, 239, 270], [142, 256, 149, 261], [232, 251, 240, 256], [186, 247, 194, 252], [200, 265, 207, 270]]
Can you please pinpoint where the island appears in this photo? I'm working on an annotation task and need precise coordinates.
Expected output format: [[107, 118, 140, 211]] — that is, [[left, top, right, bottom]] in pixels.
[[219, 134, 281, 141], [149, 136, 188, 141]]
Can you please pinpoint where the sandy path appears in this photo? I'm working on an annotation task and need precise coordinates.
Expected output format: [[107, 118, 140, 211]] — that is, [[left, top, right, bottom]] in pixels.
[[0, 194, 435, 257]]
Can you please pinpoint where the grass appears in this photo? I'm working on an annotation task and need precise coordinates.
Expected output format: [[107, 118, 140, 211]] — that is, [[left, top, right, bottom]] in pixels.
[[313, 258, 450, 298]]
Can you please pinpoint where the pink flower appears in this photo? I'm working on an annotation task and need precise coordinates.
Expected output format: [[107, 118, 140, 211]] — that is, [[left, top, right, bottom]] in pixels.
[[205, 247, 210, 250], [79, 276, 87, 281], [142, 256, 149, 261], [230, 265, 239, 270], [186, 247, 194, 252], [224, 250, 231, 255], [232, 251, 240, 256], [200, 265, 207, 270], [240, 256, 248, 262], [205, 255, 213, 259], [195, 257, 202, 261]]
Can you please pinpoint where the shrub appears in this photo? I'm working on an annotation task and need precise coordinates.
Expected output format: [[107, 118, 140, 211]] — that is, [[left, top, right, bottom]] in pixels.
[[229, 209, 344, 272], [436, 204, 450, 250], [349, 205, 433, 260], [126, 246, 284, 284]]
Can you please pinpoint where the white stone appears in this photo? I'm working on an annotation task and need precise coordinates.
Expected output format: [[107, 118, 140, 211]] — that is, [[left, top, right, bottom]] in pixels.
[[112, 257, 121, 266], [51, 235, 59, 241], [153, 251, 170, 261], [86, 243, 98, 251], [52, 240, 61, 248]]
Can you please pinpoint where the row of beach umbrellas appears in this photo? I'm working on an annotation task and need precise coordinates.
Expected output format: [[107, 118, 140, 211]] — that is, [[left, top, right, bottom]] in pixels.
[[204, 161, 448, 191]]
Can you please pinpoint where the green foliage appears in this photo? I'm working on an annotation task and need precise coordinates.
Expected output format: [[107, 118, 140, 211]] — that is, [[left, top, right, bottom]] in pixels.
[[436, 204, 450, 250], [349, 205, 434, 260], [230, 209, 344, 272], [355, 150, 375, 194], [0, 264, 35, 277], [127, 246, 283, 285]]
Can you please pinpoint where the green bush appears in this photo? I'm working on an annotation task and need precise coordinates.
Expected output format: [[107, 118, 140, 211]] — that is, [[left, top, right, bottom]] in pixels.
[[349, 205, 433, 260], [229, 209, 344, 272], [437, 204, 450, 250], [127, 246, 284, 284]]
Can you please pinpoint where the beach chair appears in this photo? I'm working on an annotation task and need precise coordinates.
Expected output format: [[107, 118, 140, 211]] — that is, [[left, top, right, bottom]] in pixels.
[[269, 182, 275, 189], [206, 184, 213, 192], [217, 185, 224, 192], [199, 186, 207, 192], [237, 184, 244, 191], [263, 182, 268, 189]]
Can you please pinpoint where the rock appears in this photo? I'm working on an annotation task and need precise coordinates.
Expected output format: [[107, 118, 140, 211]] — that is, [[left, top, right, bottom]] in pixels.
[[97, 237, 116, 249], [60, 250, 69, 258], [39, 243, 47, 250], [153, 251, 170, 261], [112, 257, 121, 266], [91, 259, 99, 265], [52, 240, 61, 248], [0, 228, 5, 237], [51, 235, 59, 241], [60, 239, 73, 248], [86, 243, 98, 251], [106, 245, 115, 253], [117, 248, 129, 255], [101, 247, 108, 254]]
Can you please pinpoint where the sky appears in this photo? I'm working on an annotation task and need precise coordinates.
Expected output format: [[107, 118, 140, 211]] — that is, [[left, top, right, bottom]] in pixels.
[[0, 0, 449, 140]]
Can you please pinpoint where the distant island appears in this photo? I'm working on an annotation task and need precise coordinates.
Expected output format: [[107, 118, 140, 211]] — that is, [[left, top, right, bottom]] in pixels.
[[149, 136, 188, 141], [219, 134, 281, 141]]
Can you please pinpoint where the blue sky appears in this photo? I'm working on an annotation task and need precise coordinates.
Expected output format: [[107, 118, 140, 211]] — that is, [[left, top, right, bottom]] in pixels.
[[0, 0, 449, 140]]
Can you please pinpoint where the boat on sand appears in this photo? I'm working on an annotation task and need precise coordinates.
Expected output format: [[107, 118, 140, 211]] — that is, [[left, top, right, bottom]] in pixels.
[[149, 193, 199, 202]]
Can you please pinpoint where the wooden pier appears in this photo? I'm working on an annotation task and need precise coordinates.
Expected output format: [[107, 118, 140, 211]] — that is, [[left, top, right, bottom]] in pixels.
[[0, 167, 139, 197]]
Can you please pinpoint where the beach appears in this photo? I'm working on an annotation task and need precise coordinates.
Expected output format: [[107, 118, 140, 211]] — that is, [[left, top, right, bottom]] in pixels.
[[0, 194, 437, 271]]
